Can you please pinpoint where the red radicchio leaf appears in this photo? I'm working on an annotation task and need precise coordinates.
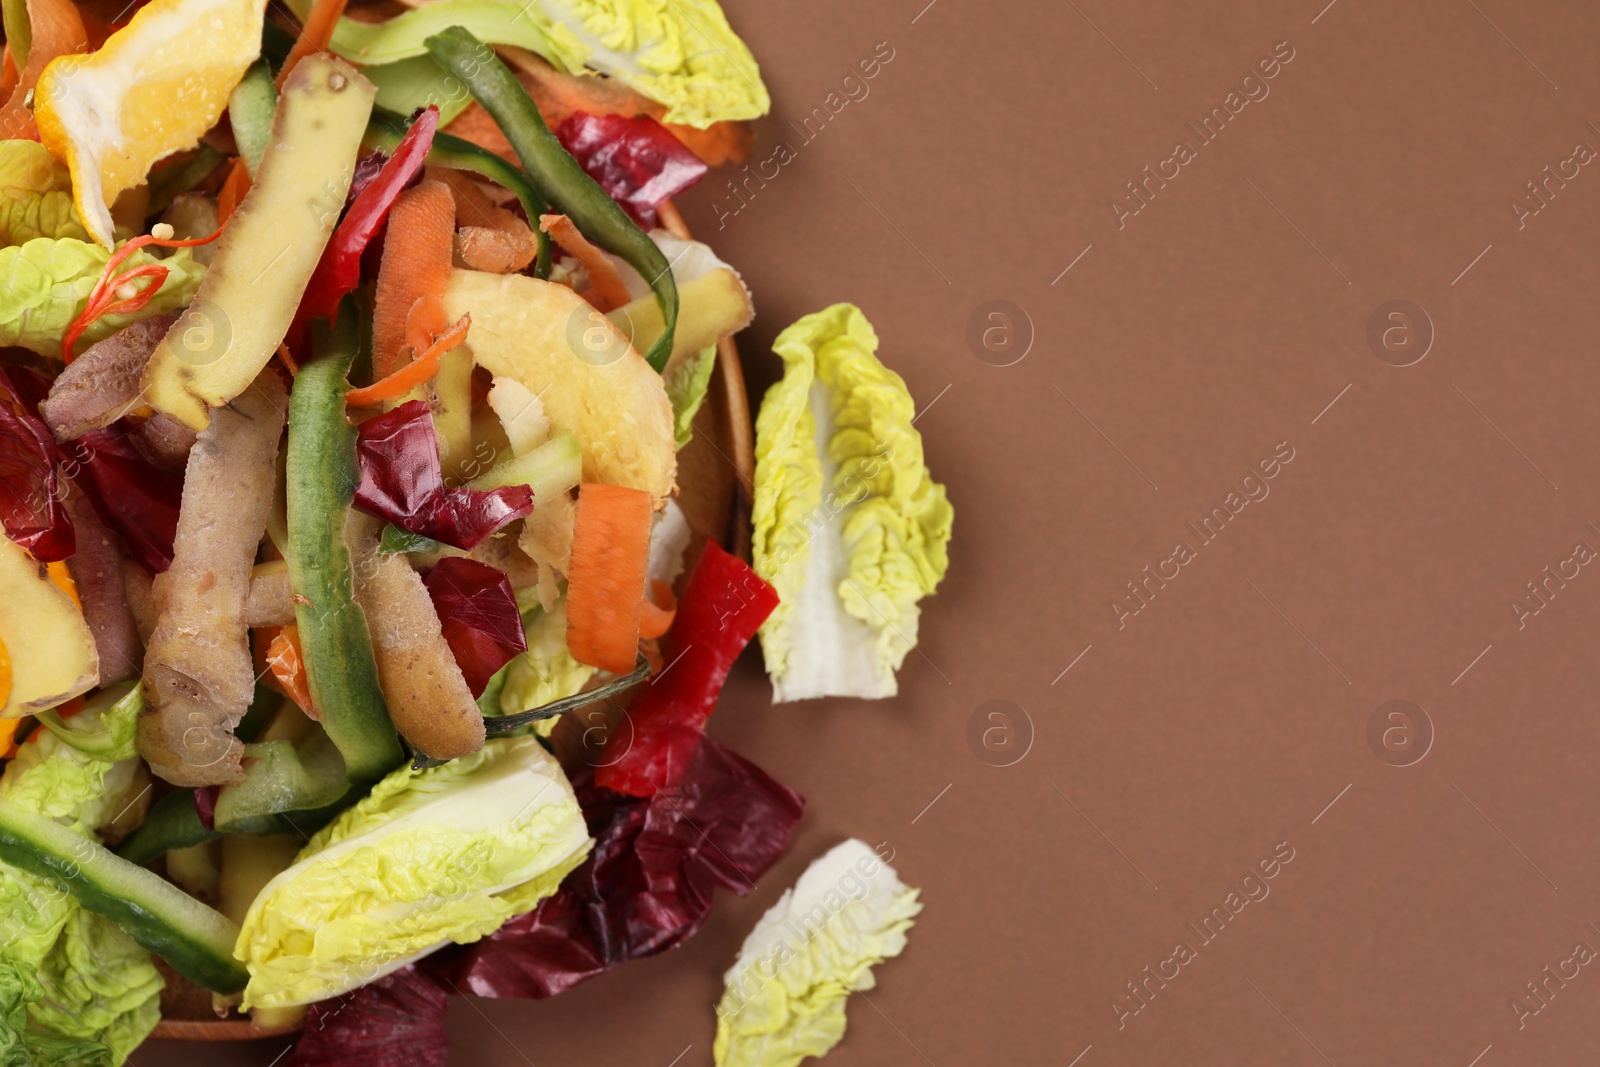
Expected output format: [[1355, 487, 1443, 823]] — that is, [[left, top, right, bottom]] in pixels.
[[65, 421, 183, 575], [353, 400, 531, 551], [288, 965, 451, 1067], [555, 112, 708, 228], [435, 733, 804, 999], [597, 541, 779, 797], [0, 367, 73, 561], [192, 785, 219, 832], [423, 557, 527, 697]]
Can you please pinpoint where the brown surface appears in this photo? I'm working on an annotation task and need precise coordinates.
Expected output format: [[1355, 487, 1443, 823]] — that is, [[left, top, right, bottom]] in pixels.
[[136, 0, 1600, 1064]]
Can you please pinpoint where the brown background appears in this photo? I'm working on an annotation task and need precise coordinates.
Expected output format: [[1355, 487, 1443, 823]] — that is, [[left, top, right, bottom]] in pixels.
[[141, 0, 1600, 1063]]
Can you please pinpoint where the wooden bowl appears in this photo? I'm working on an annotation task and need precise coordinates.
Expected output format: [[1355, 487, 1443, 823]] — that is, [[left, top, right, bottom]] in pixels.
[[154, 204, 755, 1041]]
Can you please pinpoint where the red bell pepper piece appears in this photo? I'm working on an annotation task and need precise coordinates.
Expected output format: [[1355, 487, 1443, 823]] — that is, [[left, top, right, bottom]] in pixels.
[[596, 541, 778, 797], [291, 106, 439, 342]]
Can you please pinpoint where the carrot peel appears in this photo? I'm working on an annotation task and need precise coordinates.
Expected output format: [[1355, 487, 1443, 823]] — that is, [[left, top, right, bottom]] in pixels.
[[539, 213, 632, 312], [266, 623, 318, 718], [276, 0, 350, 89], [565, 483, 654, 674], [638, 579, 677, 640], [345, 312, 470, 408]]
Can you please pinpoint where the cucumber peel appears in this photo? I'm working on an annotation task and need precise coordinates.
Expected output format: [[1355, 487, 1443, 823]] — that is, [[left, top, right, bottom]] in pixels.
[[229, 60, 277, 178], [468, 431, 581, 502], [0, 801, 248, 993], [285, 309, 404, 784], [424, 28, 677, 370]]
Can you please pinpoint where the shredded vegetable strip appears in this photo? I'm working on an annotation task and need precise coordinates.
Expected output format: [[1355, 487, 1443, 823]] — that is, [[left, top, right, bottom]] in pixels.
[[538, 213, 632, 312], [0, 0, 85, 140], [565, 483, 654, 673], [265, 624, 317, 717], [404, 294, 449, 356], [344, 313, 470, 408], [371, 181, 456, 378], [276, 0, 350, 89], [276, 342, 299, 377], [638, 579, 677, 640], [0, 637, 9, 711], [62, 224, 224, 362], [215, 158, 251, 224]]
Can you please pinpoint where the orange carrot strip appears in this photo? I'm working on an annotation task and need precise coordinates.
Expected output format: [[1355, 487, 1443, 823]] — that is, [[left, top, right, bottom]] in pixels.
[[656, 200, 691, 241], [0, 637, 10, 711], [216, 157, 251, 225], [276, 342, 298, 377], [0, 0, 86, 141], [265, 623, 318, 717], [1, 46, 17, 98], [372, 180, 456, 378], [404, 293, 449, 358], [275, 0, 350, 90], [345, 312, 469, 408], [565, 483, 654, 674], [0, 718, 19, 760], [638, 578, 677, 640], [538, 214, 632, 312], [54, 694, 84, 720]]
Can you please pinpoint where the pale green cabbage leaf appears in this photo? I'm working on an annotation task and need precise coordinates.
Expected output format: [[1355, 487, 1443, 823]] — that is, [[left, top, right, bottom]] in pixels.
[[0, 690, 160, 1065], [30, 911, 162, 1067], [665, 345, 716, 449], [535, 0, 769, 126], [713, 839, 921, 1067], [0, 141, 88, 246], [0, 238, 205, 359], [285, 0, 768, 126], [752, 304, 953, 702], [0, 960, 115, 1067], [236, 736, 592, 1008]]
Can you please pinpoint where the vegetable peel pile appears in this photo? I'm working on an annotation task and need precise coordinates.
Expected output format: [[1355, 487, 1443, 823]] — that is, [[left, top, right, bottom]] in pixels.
[[0, 2, 951, 1064]]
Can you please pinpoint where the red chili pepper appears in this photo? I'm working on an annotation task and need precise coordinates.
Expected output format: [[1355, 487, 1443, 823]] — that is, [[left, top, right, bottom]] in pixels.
[[595, 541, 778, 797], [290, 106, 439, 344]]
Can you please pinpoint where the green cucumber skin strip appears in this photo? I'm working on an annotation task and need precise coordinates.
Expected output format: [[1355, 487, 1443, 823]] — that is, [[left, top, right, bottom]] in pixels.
[[117, 790, 215, 866], [423, 28, 677, 370], [285, 0, 560, 67], [285, 313, 404, 784], [470, 433, 580, 500], [117, 788, 352, 865], [0, 802, 248, 993], [365, 110, 552, 277], [229, 60, 278, 177]]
